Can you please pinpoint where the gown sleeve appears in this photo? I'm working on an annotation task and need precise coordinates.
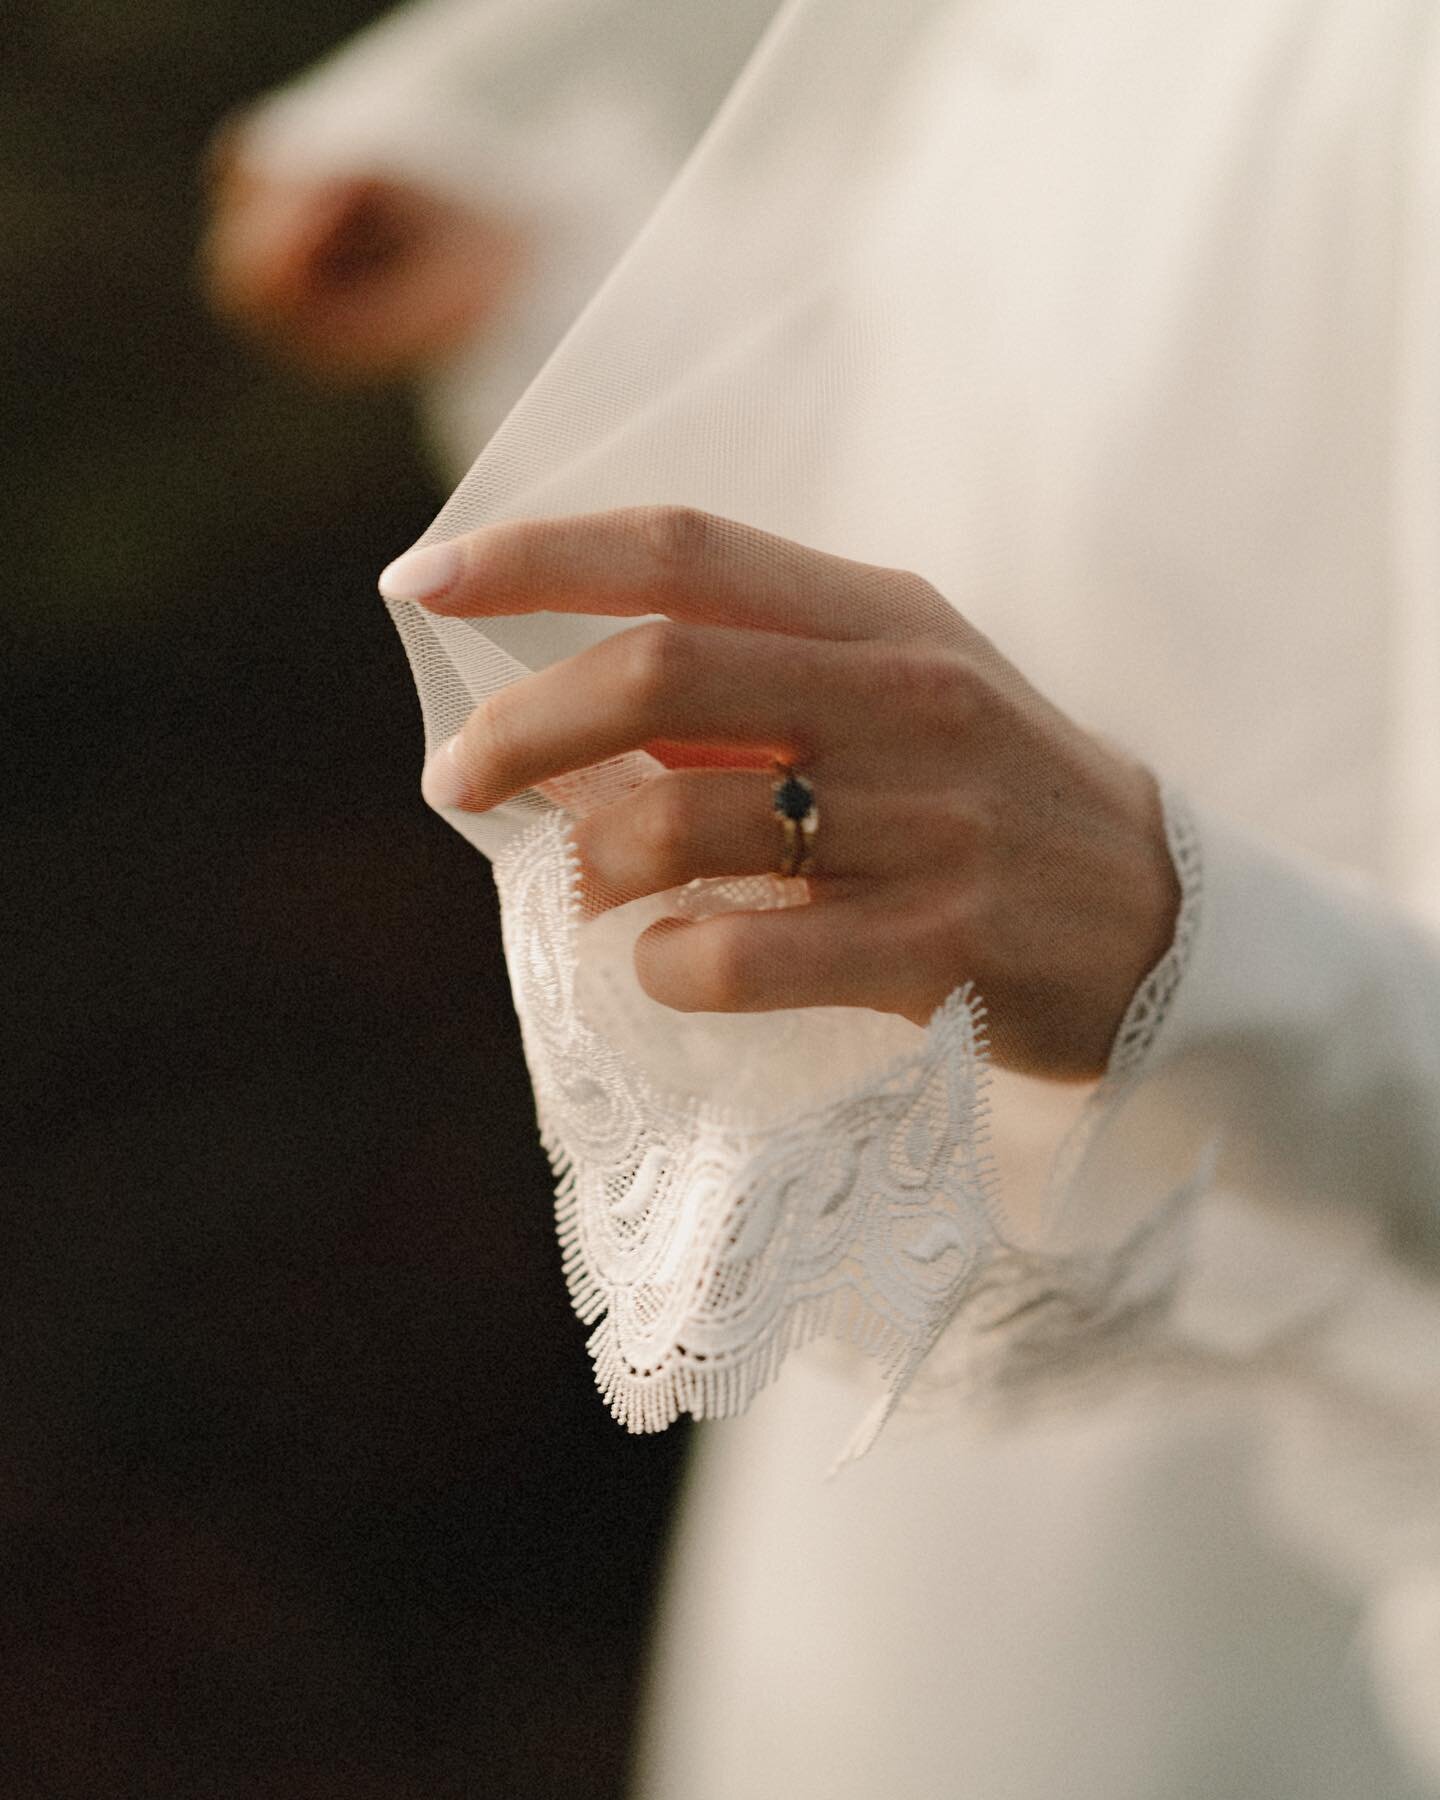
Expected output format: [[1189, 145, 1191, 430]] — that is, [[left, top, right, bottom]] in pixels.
[[1063, 808, 1440, 1264], [237, 0, 782, 453], [241, 0, 781, 216]]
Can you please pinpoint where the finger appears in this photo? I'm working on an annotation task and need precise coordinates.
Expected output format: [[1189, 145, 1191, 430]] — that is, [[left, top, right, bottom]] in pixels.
[[378, 505, 959, 643], [632, 895, 939, 1022], [201, 173, 361, 324], [423, 621, 876, 812], [201, 111, 251, 195], [645, 741, 773, 771], [574, 769, 927, 903], [576, 770, 795, 903]]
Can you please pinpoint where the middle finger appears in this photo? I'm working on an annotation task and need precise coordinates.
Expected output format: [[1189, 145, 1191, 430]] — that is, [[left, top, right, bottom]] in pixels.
[[424, 621, 872, 813]]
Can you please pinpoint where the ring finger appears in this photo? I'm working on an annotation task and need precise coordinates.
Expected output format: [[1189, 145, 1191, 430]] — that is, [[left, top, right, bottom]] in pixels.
[[571, 767, 929, 905]]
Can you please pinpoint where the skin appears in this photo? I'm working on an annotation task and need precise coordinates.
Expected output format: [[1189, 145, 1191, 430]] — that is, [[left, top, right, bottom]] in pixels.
[[381, 506, 1182, 1081], [197, 119, 523, 381], [197, 123, 1176, 1082]]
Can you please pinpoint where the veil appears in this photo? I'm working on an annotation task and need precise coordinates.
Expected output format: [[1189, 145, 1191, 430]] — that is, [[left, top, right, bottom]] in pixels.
[[379, 0, 1231, 1448], [352, 0, 1440, 1769]]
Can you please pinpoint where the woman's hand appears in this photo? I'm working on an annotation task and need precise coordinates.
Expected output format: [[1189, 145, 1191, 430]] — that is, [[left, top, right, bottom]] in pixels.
[[197, 117, 524, 382], [379, 508, 1180, 1081]]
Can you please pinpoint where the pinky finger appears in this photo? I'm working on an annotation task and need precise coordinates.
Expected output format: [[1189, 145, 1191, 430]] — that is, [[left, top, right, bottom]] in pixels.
[[633, 894, 938, 1024]]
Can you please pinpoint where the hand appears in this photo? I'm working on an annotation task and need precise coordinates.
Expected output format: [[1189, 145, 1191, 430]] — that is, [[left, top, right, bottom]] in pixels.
[[197, 117, 524, 381], [378, 508, 1181, 1081]]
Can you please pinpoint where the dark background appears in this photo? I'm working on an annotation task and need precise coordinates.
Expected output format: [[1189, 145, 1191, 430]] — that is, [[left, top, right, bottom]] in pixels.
[[4, 5, 685, 1795]]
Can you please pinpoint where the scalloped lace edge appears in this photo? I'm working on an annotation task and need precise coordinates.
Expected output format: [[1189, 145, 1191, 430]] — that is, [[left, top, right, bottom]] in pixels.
[[491, 783, 1206, 1446]]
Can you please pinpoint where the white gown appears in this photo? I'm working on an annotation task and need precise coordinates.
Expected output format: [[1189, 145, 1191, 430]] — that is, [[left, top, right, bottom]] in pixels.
[[249, 3, 1440, 1793]]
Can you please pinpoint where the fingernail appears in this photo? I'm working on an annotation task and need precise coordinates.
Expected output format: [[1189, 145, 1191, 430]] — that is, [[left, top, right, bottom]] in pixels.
[[378, 540, 463, 604], [420, 734, 468, 809]]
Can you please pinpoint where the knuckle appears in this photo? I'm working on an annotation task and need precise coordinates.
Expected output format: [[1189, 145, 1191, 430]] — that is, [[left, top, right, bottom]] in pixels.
[[464, 690, 521, 790], [891, 568, 951, 626], [878, 566, 986, 655], [632, 780, 694, 873], [576, 778, 699, 894], [615, 618, 695, 711], [884, 644, 982, 726], [637, 504, 717, 589], [921, 793, 985, 866], [903, 884, 979, 981], [857, 566, 954, 642], [685, 919, 758, 1013], [607, 781, 693, 892]]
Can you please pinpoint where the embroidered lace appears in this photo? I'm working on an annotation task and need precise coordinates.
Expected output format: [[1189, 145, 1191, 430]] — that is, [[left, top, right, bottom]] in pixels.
[[488, 782, 1205, 1451]]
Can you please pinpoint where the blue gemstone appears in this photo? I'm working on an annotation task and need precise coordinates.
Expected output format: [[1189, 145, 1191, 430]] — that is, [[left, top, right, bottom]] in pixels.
[[775, 776, 813, 821]]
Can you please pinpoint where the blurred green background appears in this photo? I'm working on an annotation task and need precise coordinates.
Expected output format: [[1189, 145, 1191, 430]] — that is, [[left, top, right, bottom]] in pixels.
[[3, 5, 683, 1795]]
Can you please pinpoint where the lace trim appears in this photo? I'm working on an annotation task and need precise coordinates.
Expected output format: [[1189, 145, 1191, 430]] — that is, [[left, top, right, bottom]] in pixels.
[[491, 784, 1206, 1443], [496, 790, 1440, 1786], [874, 785, 1209, 1445], [1043, 783, 1205, 1212], [495, 811, 1007, 1433]]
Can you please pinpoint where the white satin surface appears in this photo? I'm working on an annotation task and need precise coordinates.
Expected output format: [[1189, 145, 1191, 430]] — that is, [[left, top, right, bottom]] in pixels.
[[643, 1362, 1437, 1800], [259, 2, 1440, 1792]]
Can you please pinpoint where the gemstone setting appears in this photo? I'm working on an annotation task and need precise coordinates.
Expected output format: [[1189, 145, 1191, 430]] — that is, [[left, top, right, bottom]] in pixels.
[[773, 773, 815, 822]]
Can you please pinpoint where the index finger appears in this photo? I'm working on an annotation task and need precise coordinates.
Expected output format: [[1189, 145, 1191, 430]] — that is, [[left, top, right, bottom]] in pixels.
[[377, 505, 954, 643]]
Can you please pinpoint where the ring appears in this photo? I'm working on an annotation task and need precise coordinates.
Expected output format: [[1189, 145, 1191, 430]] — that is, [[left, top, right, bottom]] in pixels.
[[771, 763, 818, 878]]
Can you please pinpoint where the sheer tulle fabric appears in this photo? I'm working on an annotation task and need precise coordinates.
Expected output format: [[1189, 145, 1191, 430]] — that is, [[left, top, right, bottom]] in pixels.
[[378, 0, 1214, 1447], [304, 0, 1440, 1778]]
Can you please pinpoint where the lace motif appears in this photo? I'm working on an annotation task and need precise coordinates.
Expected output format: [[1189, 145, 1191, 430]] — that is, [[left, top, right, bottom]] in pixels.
[[491, 787, 1205, 1440]]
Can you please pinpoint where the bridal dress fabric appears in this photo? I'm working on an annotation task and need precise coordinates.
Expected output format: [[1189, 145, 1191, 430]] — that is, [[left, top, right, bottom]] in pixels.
[[248, 1, 1440, 1793]]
